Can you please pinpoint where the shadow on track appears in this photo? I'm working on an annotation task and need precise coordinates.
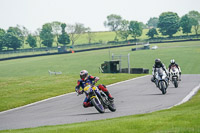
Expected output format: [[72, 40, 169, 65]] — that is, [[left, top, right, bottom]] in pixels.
[[69, 112, 111, 116]]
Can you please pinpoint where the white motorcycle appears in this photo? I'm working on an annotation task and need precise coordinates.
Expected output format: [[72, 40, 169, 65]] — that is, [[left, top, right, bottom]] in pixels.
[[154, 68, 169, 94], [169, 66, 180, 88]]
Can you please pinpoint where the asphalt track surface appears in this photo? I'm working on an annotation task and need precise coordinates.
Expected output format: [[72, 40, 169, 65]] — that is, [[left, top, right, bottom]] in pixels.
[[0, 74, 200, 130]]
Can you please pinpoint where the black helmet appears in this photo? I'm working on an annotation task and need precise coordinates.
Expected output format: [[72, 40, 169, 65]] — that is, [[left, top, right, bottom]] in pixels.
[[155, 58, 161, 65], [80, 70, 88, 80]]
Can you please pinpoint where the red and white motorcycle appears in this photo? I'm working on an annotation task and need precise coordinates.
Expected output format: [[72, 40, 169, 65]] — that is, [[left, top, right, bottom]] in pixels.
[[169, 66, 180, 88]]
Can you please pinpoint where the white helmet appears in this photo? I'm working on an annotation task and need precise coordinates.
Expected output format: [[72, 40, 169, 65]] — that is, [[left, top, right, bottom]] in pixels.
[[80, 70, 88, 80], [170, 59, 175, 64]]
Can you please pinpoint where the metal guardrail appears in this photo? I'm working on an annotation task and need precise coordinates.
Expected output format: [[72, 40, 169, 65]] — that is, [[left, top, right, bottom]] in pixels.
[[0, 37, 200, 60]]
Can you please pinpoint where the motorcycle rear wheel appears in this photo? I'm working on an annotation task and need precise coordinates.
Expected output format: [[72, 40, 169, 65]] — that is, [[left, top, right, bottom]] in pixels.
[[174, 80, 178, 88], [108, 102, 116, 112]]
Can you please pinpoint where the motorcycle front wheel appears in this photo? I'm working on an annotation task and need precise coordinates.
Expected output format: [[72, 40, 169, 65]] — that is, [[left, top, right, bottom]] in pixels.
[[159, 81, 167, 94], [91, 98, 105, 113]]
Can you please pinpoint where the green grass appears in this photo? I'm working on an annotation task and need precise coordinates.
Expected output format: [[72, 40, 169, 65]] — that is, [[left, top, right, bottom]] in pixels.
[[1, 89, 200, 133], [0, 41, 200, 132], [0, 74, 143, 111], [1, 28, 199, 59], [0, 41, 200, 112], [60, 28, 199, 46], [19, 27, 200, 49], [1, 41, 200, 77]]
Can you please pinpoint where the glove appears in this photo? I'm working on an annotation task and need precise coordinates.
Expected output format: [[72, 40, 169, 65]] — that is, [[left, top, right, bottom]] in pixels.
[[76, 89, 81, 94], [95, 77, 99, 82]]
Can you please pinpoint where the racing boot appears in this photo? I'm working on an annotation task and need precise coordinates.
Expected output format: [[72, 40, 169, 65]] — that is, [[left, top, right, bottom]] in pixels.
[[151, 76, 156, 83], [104, 91, 114, 101], [179, 72, 182, 81], [83, 101, 93, 108], [98, 84, 114, 101]]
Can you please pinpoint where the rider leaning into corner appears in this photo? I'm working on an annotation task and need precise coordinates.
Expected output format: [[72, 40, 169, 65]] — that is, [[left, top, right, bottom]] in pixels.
[[168, 59, 182, 81], [151, 58, 169, 82], [75, 70, 114, 108]]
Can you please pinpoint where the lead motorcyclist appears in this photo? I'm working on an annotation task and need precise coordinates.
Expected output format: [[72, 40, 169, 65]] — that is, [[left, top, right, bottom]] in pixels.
[[151, 59, 169, 83], [168, 59, 181, 81], [75, 70, 114, 108]]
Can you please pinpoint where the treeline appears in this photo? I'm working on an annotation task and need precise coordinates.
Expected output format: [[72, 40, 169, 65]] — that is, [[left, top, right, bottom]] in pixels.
[[0, 10, 200, 51]]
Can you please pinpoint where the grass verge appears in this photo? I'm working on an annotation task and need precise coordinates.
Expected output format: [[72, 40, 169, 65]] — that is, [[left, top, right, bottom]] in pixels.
[[0, 74, 144, 112], [1, 89, 199, 133], [0, 41, 200, 111], [0, 41, 200, 132]]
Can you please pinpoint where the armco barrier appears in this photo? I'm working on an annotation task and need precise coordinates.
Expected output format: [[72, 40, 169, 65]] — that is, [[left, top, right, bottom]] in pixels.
[[0, 39, 200, 61]]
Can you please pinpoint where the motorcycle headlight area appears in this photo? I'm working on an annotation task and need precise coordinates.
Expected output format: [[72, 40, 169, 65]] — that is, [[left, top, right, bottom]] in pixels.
[[84, 85, 98, 94], [84, 85, 91, 94], [171, 72, 178, 76]]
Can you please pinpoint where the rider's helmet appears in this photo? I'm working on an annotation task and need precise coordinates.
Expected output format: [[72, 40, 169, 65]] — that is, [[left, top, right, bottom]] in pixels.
[[80, 70, 88, 80], [170, 59, 175, 65], [155, 58, 161, 65]]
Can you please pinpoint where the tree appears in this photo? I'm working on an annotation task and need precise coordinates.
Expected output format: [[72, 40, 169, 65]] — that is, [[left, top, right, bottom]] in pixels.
[[40, 23, 54, 47], [146, 28, 158, 39], [86, 28, 95, 44], [50, 21, 62, 46], [58, 23, 70, 46], [26, 34, 37, 48], [157, 12, 180, 37], [128, 21, 143, 40], [4, 27, 23, 50], [17, 25, 29, 48], [147, 17, 159, 28], [180, 15, 192, 35], [34, 28, 42, 48], [187, 10, 200, 35], [4, 32, 22, 50], [67, 23, 88, 47], [7, 26, 23, 38], [139, 22, 148, 29], [190, 18, 199, 36], [0, 28, 6, 51], [118, 19, 130, 41], [104, 14, 122, 41]]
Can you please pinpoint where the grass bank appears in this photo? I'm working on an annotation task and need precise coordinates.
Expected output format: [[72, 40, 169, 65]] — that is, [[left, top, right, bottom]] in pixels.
[[0, 74, 144, 112], [0, 41, 200, 112], [1, 89, 200, 133]]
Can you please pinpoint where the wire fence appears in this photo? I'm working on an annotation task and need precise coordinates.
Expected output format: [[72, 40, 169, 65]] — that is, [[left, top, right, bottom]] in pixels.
[[0, 35, 199, 60], [0, 47, 58, 59]]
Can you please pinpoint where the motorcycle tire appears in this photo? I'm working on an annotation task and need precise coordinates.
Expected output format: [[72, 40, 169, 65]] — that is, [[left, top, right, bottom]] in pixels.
[[174, 80, 178, 88], [160, 81, 167, 94], [91, 98, 105, 113], [108, 102, 116, 112]]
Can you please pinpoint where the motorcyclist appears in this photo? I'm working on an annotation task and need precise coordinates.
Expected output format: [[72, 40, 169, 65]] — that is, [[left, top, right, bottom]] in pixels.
[[151, 59, 169, 82], [168, 59, 181, 81], [75, 70, 114, 108]]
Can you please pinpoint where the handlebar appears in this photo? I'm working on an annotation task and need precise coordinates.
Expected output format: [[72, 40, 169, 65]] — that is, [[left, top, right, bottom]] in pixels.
[[76, 81, 97, 96], [77, 90, 84, 96], [92, 81, 96, 86]]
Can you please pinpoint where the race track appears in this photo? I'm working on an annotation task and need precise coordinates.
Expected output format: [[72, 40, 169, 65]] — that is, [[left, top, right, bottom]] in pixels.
[[0, 74, 200, 130]]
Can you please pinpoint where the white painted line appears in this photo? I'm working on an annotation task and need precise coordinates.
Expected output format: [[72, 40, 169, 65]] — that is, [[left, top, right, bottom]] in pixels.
[[174, 83, 200, 106], [0, 92, 76, 115], [0, 75, 149, 114], [107, 75, 150, 87]]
